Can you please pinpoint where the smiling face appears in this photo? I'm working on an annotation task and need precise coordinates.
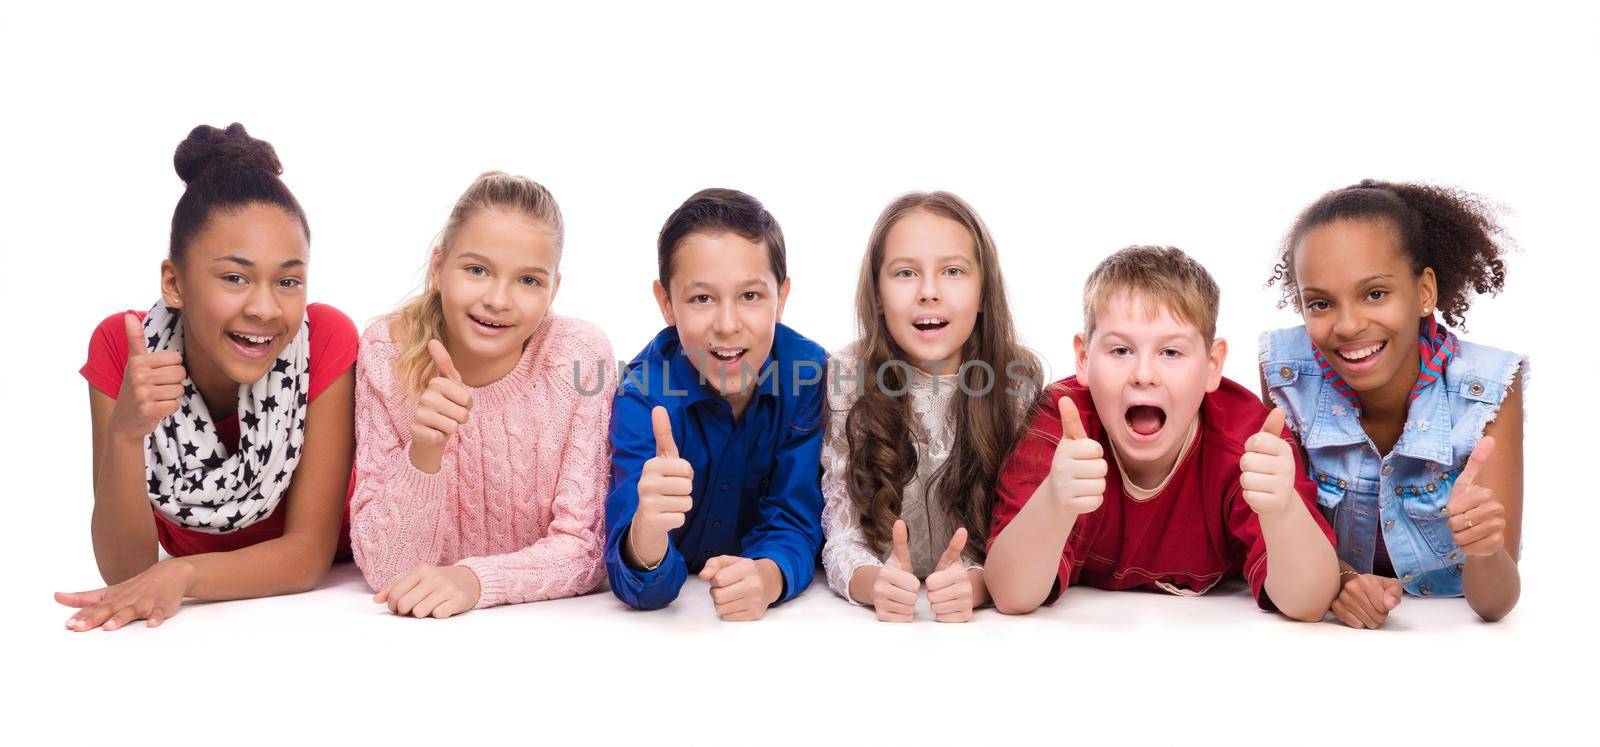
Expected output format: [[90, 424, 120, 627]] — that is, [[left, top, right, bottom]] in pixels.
[[1294, 218, 1434, 398], [430, 208, 561, 384], [875, 209, 981, 375], [162, 202, 309, 398], [654, 231, 789, 407], [1075, 291, 1225, 485]]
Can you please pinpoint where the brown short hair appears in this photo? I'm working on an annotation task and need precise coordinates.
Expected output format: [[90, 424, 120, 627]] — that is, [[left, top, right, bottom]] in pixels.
[[1082, 245, 1220, 343], [656, 188, 786, 292]]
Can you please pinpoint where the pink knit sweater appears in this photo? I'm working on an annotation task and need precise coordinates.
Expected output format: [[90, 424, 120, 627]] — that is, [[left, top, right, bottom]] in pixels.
[[350, 314, 615, 608]]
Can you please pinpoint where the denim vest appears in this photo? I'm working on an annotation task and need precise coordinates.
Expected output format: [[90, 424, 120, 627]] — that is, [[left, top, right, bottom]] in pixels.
[[1259, 326, 1527, 598]]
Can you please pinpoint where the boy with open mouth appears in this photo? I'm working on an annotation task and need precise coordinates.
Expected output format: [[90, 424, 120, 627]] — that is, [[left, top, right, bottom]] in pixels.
[[984, 246, 1339, 621]]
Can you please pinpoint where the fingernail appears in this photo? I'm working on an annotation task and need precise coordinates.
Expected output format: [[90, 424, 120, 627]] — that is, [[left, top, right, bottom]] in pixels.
[[103, 622, 116, 630]]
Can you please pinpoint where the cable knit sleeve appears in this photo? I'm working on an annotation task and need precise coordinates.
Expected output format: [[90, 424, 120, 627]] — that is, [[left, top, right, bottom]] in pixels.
[[455, 324, 615, 608], [348, 321, 454, 593], [820, 346, 883, 604]]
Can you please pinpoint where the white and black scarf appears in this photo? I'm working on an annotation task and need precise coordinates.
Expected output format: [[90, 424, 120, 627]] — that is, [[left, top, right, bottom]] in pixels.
[[140, 303, 310, 533]]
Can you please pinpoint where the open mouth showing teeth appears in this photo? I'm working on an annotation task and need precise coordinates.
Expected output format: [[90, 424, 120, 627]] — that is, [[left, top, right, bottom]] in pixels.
[[228, 332, 274, 348], [710, 349, 746, 363], [469, 314, 511, 329], [912, 318, 949, 332], [1337, 341, 1386, 362], [1125, 405, 1166, 437]]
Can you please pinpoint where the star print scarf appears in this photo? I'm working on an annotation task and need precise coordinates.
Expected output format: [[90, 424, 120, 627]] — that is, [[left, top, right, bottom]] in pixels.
[[1313, 316, 1459, 414], [139, 303, 310, 533]]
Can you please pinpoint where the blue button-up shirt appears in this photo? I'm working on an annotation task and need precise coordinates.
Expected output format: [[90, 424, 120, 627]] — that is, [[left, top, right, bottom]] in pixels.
[[604, 323, 828, 610]]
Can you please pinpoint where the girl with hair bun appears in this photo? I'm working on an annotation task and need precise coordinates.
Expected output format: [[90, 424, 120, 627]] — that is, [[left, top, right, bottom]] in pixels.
[[349, 171, 615, 618], [1260, 179, 1528, 626], [60, 123, 359, 631]]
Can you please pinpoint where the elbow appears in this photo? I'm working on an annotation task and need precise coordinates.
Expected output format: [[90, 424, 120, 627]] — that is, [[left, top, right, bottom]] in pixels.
[[1281, 603, 1330, 624], [290, 562, 332, 594], [990, 586, 1043, 616], [1470, 592, 1519, 623]]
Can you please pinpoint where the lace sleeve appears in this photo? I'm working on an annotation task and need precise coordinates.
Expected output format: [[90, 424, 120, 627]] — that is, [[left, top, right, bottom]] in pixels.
[[820, 349, 883, 605]]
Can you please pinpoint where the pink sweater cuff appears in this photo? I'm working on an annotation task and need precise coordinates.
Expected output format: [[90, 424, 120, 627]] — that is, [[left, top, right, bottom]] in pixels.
[[456, 557, 503, 609]]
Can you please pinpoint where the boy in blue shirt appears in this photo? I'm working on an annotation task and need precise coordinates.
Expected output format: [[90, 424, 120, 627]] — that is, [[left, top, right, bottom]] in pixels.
[[605, 188, 826, 619]]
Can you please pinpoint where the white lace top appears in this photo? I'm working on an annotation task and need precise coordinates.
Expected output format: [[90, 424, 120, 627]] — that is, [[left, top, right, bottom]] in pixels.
[[820, 341, 984, 604]]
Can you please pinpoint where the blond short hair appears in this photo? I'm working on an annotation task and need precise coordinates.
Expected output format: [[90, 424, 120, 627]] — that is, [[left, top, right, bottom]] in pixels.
[[1082, 245, 1220, 343]]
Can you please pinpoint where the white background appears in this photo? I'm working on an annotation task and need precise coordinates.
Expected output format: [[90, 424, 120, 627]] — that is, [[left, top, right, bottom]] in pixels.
[[3, 2, 1597, 745]]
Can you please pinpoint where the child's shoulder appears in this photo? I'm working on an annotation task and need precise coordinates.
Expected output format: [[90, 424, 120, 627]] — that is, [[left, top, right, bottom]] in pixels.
[[1445, 337, 1528, 403], [539, 314, 614, 363], [1199, 376, 1272, 455], [1257, 324, 1317, 362], [359, 314, 398, 348], [305, 302, 356, 338], [775, 323, 828, 365], [1028, 376, 1104, 440]]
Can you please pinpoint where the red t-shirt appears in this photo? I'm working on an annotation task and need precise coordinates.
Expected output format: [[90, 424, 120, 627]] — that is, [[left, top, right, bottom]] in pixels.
[[80, 303, 359, 558], [988, 376, 1334, 610]]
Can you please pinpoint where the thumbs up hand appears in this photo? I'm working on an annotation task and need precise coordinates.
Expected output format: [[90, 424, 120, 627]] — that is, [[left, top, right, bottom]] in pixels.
[[1047, 396, 1108, 516], [871, 519, 921, 623], [110, 313, 188, 442], [627, 406, 695, 570], [925, 527, 977, 623], [1447, 437, 1506, 557], [1239, 408, 1297, 516], [408, 339, 475, 474]]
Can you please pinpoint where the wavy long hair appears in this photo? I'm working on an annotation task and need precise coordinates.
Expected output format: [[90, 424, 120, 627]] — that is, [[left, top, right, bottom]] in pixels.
[[842, 192, 1042, 558]]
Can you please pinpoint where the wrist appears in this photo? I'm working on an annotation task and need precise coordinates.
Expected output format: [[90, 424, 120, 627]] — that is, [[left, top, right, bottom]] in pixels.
[[626, 523, 665, 571], [160, 557, 198, 595], [455, 564, 483, 605], [754, 558, 784, 605], [110, 423, 149, 448], [1254, 489, 1303, 525], [408, 441, 443, 474]]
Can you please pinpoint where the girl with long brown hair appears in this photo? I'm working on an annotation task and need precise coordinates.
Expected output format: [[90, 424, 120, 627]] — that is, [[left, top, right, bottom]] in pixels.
[[820, 191, 1041, 622]]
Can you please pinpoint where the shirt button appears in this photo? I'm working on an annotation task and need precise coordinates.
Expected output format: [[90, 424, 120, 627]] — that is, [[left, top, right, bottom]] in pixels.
[[1279, 366, 1293, 380], [1384, 520, 1395, 531], [1382, 464, 1394, 475], [719, 483, 730, 492], [713, 521, 722, 529]]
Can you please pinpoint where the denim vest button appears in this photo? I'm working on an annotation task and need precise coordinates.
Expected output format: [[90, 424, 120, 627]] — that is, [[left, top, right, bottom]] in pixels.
[[1384, 520, 1396, 531], [1279, 366, 1293, 381], [1402, 572, 1414, 581], [1420, 584, 1431, 595], [1395, 487, 1404, 496], [1338, 479, 1347, 489], [1449, 551, 1459, 561], [1468, 381, 1485, 397], [1382, 464, 1394, 475], [1427, 483, 1436, 491], [1439, 506, 1449, 516], [1456, 563, 1465, 572]]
